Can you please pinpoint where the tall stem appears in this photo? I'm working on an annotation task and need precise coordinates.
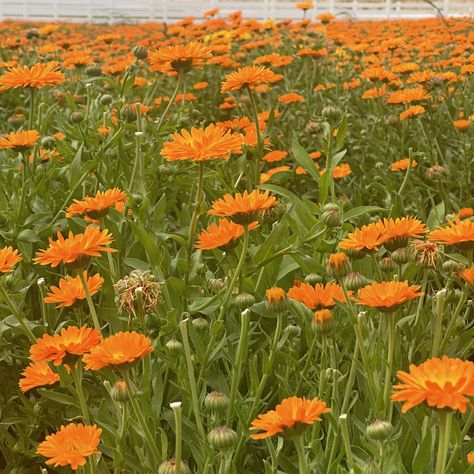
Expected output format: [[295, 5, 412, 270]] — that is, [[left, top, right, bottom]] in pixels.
[[383, 315, 396, 421], [431, 289, 446, 357], [28, 88, 36, 129], [78, 271, 101, 335], [247, 87, 263, 187], [293, 435, 308, 474], [434, 411, 452, 474], [341, 339, 359, 414], [155, 73, 183, 134], [170, 402, 183, 474], [70, 364, 91, 424]]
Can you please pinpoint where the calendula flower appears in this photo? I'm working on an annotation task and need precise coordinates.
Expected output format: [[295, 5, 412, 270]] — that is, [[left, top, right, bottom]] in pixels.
[[339, 222, 387, 252], [250, 396, 330, 439], [197, 219, 257, 250], [409, 240, 441, 268], [400, 105, 425, 120], [312, 309, 333, 326], [392, 356, 474, 413], [380, 217, 428, 250], [161, 124, 243, 162], [0, 62, 65, 91], [30, 325, 101, 365], [387, 87, 431, 104], [208, 189, 277, 225], [468, 452, 474, 464], [0, 246, 22, 272], [221, 65, 283, 92], [263, 150, 288, 163], [0, 129, 40, 151], [429, 216, 474, 250], [265, 287, 289, 312], [37, 423, 102, 470], [318, 12, 335, 23], [44, 272, 104, 308], [453, 120, 470, 131], [288, 281, 347, 310], [34, 226, 116, 269], [83, 331, 153, 371], [458, 208, 474, 219], [66, 188, 127, 220], [391, 158, 417, 172], [327, 252, 351, 278], [19, 361, 60, 393], [358, 281, 422, 312], [149, 42, 212, 74], [461, 266, 474, 286], [296, 1, 313, 10], [278, 93, 304, 103]]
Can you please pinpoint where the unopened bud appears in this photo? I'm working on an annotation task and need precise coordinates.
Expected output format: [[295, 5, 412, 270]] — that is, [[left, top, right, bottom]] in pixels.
[[208, 426, 237, 450], [366, 420, 393, 441], [204, 391, 230, 412]]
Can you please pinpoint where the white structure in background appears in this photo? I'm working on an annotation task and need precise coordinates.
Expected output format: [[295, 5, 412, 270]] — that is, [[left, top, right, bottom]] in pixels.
[[0, 0, 472, 22]]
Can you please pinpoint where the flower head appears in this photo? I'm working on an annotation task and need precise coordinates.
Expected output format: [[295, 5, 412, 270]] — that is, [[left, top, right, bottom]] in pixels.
[[288, 281, 347, 310], [429, 216, 474, 250], [461, 266, 474, 286], [265, 287, 289, 312], [400, 105, 425, 120], [358, 281, 422, 312], [30, 325, 101, 366], [250, 396, 330, 439], [0, 62, 65, 91], [197, 219, 257, 250], [221, 66, 283, 92], [34, 226, 116, 269], [161, 124, 243, 162], [339, 222, 387, 252], [391, 158, 417, 172], [0, 130, 40, 151], [83, 331, 153, 371], [66, 188, 127, 220], [19, 361, 60, 393], [44, 272, 104, 308], [0, 246, 22, 272], [149, 42, 212, 74], [392, 356, 474, 413], [380, 217, 428, 250], [37, 423, 101, 470]]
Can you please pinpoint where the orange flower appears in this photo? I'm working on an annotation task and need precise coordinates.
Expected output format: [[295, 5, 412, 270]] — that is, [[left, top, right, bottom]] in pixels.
[[296, 1, 313, 10], [83, 331, 153, 370], [19, 361, 60, 393], [339, 222, 387, 252], [161, 124, 243, 162], [312, 308, 333, 326], [458, 207, 474, 219], [468, 452, 474, 464], [260, 165, 291, 184], [453, 120, 470, 131], [0, 62, 65, 91], [66, 188, 127, 220], [400, 105, 425, 120], [197, 219, 257, 250], [0, 130, 40, 151], [391, 158, 417, 172], [387, 87, 431, 104], [37, 423, 101, 470], [460, 266, 474, 286], [30, 325, 101, 366], [221, 65, 283, 92], [193, 81, 209, 90], [327, 252, 351, 278], [0, 246, 22, 272], [44, 272, 104, 308], [250, 396, 330, 439], [358, 281, 422, 311], [278, 93, 304, 103], [263, 150, 287, 163], [429, 216, 474, 250], [265, 287, 289, 311], [288, 282, 347, 310], [208, 189, 277, 225], [331, 163, 352, 179], [318, 13, 335, 23], [34, 226, 116, 268], [380, 217, 428, 250], [149, 42, 212, 74], [392, 356, 474, 413]]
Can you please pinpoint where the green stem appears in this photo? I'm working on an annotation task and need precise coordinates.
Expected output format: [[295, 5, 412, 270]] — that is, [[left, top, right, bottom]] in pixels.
[[170, 402, 183, 474], [70, 364, 91, 424], [123, 370, 161, 465], [247, 87, 263, 187], [295, 334, 318, 394], [340, 414, 355, 471], [341, 340, 359, 414], [383, 315, 396, 421], [114, 404, 128, 474], [0, 282, 36, 342], [431, 289, 446, 357], [293, 435, 308, 474], [78, 271, 101, 335], [434, 411, 452, 474], [445, 410, 473, 472], [155, 73, 183, 134], [28, 88, 36, 129]]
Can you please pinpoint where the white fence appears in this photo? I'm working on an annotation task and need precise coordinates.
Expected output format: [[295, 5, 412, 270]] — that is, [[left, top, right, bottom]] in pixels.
[[0, 0, 472, 22]]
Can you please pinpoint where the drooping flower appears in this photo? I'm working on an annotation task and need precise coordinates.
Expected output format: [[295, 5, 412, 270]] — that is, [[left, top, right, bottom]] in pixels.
[[0, 130, 40, 151], [392, 356, 474, 413], [221, 65, 283, 92], [250, 396, 330, 439], [0, 62, 65, 91], [30, 325, 101, 365], [83, 331, 153, 371], [19, 361, 60, 393], [161, 124, 243, 162], [429, 216, 474, 250], [37, 423, 102, 470], [0, 246, 22, 272], [66, 188, 127, 220], [358, 281, 422, 312], [197, 219, 257, 250], [339, 222, 387, 252], [34, 226, 116, 268], [44, 272, 104, 308], [288, 282, 347, 310]]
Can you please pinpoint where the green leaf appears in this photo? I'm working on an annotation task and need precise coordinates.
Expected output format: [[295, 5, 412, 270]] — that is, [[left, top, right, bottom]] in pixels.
[[427, 201, 445, 229], [38, 389, 80, 407], [291, 139, 320, 184], [68, 144, 83, 188], [412, 426, 433, 474], [344, 206, 386, 222], [129, 222, 162, 267]]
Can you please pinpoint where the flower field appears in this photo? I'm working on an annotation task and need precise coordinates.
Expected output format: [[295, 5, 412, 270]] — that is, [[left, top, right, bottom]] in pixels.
[[0, 7, 473, 474]]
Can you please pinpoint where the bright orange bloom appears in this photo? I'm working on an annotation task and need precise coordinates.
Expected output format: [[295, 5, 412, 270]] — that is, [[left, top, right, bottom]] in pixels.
[[318, 13, 335, 23], [358, 281, 422, 311], [263, 150, 287, 163], [221, 66, 283, 92], [339, 222, 387, 252], [460, 266, 474, 286], [208, 190, 277, 225], [37, 423, 102, 470], [0, 62, 65, 91], [312, 309, 333, 325], [19, 361, 60, 393], [453, 120, 470, 131], [296, 1, 313, 10], [197, 219, 257, 250], [392, 356, 474, 413], [260, 165, 291, 184], [288, 281, 347, 310], [278, 93, 304, 103], [161, 124, 243, 162], [458, 208, 474, 219], [387, 87, 431, 104], [0, 130, 40, 151], [400, 105, 425, 120], [380, 217, 428, 249], [331, 163, 352, 179], [34, 226, 116, 268], [149, 42, 212, 73], [30, 325, 101, 366], [0, 246, 22, 272], [468, 452, 474, 464], [429, 216, 474, 250], [391, 158, 417, 172], [250, 396, 330, 439], [83, 331, 153, 370], [66, 188, 127, 219], [193, 81, 209, 90], [44, 272, 104, 308]]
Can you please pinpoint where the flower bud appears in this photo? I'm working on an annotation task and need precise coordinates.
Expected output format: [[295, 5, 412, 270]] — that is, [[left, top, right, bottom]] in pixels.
[[26, 28, 40, 39], [158, 164, 177, 176], [379, 257, 395, 273], [120, 104, 137, 122], [191, 316, 209, 331], [305, 273, 322, 285], [305, 121, 322, 134], [204, 391, 230, 412], [327, 252, 351, 279], [343, 272, 370, 291], [235, 292, 255, 311], [111, 380, 131, 403], [70, 111, 84, 124], [321, 208, 341, 227], [100, 94, 113, 106], [208, 278, 226, 292], [384, 114, 400, 127], [312, 309, 335, 335], [366, 420, 393, 441], [132, 45, 148, 60], [391, 248, 410, 265], [85, 64, 102, 77], [166, 337, 183, 354], [322, 105, 342, 124], [208, 426, 237, 450], [442, 259, 464, 274], [41, 135, 56, 149], [285, 324, 300, 338], [158, 460, 191, 474], [265, 287, 289, 312]]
